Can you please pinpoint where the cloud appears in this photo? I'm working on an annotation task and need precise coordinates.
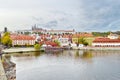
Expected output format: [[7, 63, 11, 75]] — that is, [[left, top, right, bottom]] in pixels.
[[31, 16, 43, 22], [43, 20, 58, 28], [78, 0, 120, 31], [0, 0, 120, 32], [0, 0, 80, 31], [31, 11, 79, 30]]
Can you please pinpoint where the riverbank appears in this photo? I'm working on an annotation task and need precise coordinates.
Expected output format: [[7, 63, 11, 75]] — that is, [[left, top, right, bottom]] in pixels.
[[72, 46, 120, 50], [2, 47, 43, 53], [2, 46, 120, 54]]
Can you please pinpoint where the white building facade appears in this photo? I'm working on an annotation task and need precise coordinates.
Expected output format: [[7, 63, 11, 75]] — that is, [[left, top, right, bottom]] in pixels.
[[92, 38, 120, 47], [108, 33, 119, 39], [58, 38, 70, 47], [11, 35, 36, 46]]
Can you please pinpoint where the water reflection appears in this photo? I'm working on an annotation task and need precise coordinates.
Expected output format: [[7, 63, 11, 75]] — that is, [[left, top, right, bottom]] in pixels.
[[4, 50, 120, 80], [74, 50, 80, 58], [74, 50, 93, 59], [82, 51, 93, 59], [33, 51, 42, 58], [5, 50, 120, 60], [51, 52, 62, 57]]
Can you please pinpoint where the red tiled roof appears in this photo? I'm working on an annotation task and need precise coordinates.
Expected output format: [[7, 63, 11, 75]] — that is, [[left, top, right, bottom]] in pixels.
[[39, 41, 58, 47], [93, 37, 120, 43], [11, 34, 35, 40]]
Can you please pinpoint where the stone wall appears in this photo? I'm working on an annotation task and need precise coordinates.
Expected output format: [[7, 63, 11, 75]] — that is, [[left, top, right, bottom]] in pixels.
[[2, 58, 16, 80]]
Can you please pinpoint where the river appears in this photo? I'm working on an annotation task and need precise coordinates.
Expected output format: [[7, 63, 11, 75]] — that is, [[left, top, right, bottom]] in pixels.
[[6, 50, 120, 80]]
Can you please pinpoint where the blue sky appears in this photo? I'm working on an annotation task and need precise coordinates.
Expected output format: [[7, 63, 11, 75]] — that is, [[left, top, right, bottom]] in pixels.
[[0, 0, 120, 32]]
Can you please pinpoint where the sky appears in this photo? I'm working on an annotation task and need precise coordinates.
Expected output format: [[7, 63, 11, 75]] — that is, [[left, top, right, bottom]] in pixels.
[[0, 0, 120, 32]]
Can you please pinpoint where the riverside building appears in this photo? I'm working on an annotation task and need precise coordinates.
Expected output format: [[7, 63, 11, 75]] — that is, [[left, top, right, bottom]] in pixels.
[[92, 37, 120, 47]]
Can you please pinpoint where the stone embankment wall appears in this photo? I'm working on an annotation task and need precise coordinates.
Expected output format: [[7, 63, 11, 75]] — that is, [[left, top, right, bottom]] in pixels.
[[2, 57, 16, 80], [0, 59, 7, 80]]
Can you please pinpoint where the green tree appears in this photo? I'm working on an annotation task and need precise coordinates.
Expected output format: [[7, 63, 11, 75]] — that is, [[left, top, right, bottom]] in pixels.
[[78, 37, 85, 44], [92, 32, 110, 37], [1, 32, 12, 47], [83, 41, 88, 46], [24, 32, 30, 35], [78, 37, 88, 46], [54, 40, 60, 46], [34, 43, 41, 50]]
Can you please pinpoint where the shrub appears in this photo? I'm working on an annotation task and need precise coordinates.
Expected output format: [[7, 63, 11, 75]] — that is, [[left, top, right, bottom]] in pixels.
[[34, 44, 41, 50], [83, 42, 88, 46]]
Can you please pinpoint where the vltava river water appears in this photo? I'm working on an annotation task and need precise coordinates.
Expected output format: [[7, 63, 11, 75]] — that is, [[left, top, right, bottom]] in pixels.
[[8, 50, 120, 80]]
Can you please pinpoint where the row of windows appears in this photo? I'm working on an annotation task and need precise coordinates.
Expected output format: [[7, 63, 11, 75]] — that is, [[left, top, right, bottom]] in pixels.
[[14, 40, 34, 43], [13, 41, 35, 45], [95, 45, 120, 47]]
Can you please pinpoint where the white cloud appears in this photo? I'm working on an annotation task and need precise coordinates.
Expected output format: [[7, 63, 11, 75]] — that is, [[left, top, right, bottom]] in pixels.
[[0, 0, 80, 31], [0, 0, 120, 32]]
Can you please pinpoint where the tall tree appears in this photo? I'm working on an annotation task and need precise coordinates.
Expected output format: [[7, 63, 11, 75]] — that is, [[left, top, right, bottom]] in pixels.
[[1, 32, 12, 47], [78, 37, 88, 46]]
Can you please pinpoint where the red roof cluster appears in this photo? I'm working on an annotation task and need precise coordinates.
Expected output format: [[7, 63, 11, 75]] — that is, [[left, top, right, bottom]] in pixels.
[[93, 38, 120, 43], [73, 33, 93, 38], [11, 34, 35, 40], [39, 41, 59, 47]]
